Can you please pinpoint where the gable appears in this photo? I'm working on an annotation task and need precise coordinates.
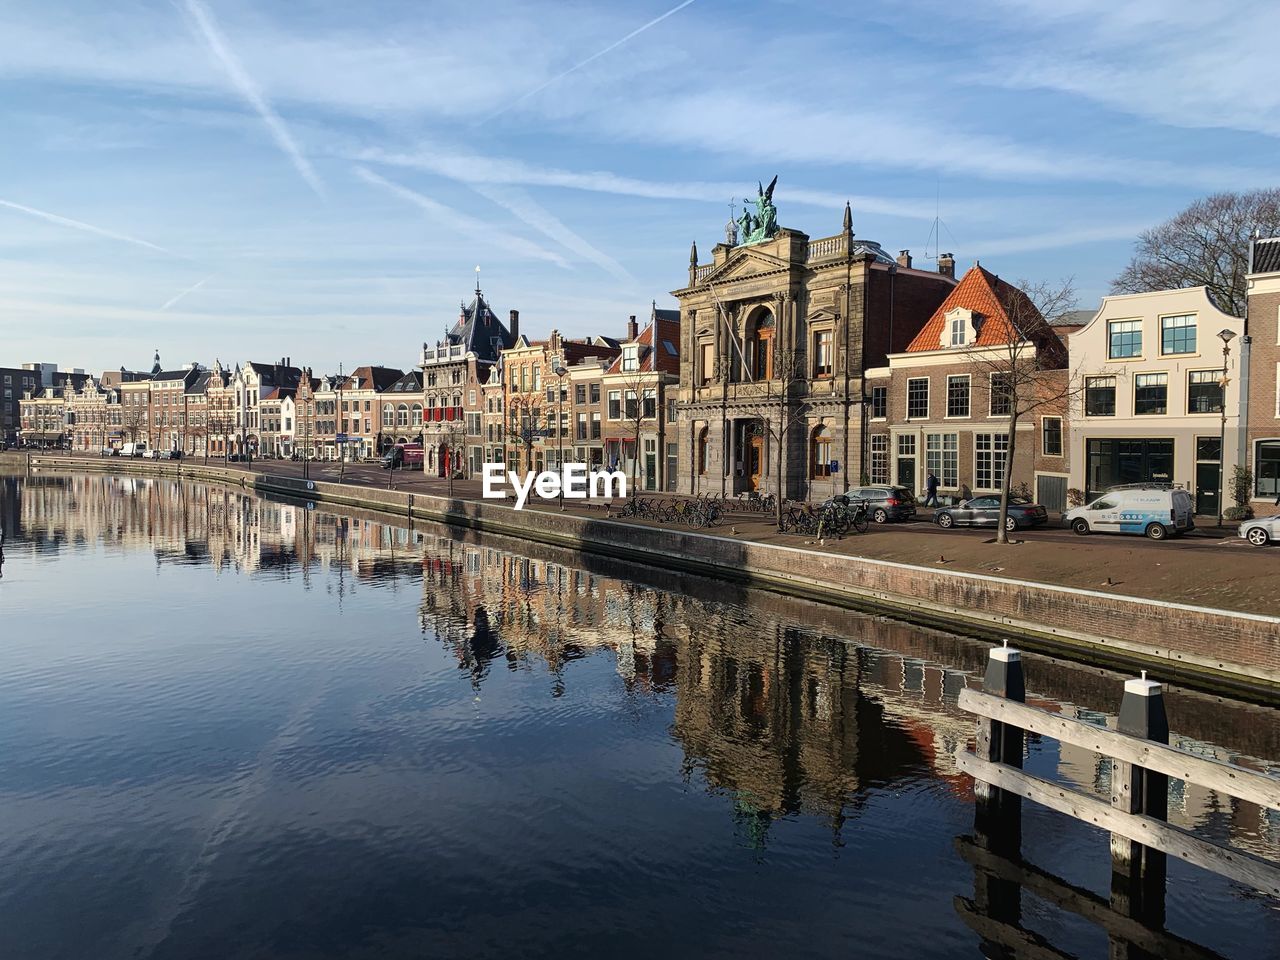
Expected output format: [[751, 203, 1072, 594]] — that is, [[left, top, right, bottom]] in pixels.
[[699, 248, 790, 286]]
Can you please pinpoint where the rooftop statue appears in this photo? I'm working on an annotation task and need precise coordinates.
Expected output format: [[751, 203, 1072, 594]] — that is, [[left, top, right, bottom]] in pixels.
[[741, 175, 779, 245]]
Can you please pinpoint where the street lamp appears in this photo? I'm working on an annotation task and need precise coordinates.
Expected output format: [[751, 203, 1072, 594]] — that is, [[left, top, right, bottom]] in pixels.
[[555, 364, 567, 510], [1217, 328, 1237, 528]]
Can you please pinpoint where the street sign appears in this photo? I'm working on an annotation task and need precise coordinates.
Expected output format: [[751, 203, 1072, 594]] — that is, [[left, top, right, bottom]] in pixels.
[[335, 433, 348, 443], [829, 460, 839, 474]]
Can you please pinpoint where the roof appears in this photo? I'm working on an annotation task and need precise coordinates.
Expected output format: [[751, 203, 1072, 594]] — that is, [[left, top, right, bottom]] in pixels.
[[388, 371, 424, 393], [905, 265, 1065, 365], [246, 361, 303, 387], [1254, 237, 1280, 274], [340, 365, 404, 392], [186, 370, 214, 395], [449, 289, 516, 363], [1051, 309, 1096, 328], [606, 315, 681, 375]]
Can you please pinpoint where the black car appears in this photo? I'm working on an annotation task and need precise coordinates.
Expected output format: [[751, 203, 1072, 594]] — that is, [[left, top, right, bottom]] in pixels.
[[934, 496, 1049, 531], [849, 485, 917, 524]]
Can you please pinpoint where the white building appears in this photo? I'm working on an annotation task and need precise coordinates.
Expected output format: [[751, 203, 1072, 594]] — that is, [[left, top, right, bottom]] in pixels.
[[1068, 287, 1244, 517]]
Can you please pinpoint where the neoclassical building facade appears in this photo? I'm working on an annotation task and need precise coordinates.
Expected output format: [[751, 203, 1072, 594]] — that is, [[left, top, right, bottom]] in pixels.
[[673, 198, 956, 501]]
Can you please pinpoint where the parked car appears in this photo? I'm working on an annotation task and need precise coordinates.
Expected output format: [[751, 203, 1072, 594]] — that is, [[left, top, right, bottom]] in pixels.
[[934, 496, 1049, 531], [850, 485, 917, 524], [228, 453, 241, 462], [1238, 515, 1280, 546], [1064, 485, 1194, 541], [164, 450, 183, 460], [99, 447, 115, 457]]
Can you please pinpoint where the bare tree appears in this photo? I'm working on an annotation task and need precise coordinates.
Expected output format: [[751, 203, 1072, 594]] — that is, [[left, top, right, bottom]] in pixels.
[[615, 370, 659, 492], [1112, 190, 1280, 317], [967, 278, 1079, 544], [438, 418, 469, 498]]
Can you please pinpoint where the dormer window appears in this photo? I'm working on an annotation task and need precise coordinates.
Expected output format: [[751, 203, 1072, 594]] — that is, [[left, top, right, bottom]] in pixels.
[[944, 307, 979, 348], [622, 345, 639, 372]]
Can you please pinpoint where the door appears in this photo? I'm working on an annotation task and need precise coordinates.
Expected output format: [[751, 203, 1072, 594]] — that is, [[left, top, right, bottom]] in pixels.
[[1036, 475, 1067, 514], [748, 435, 764, 491], [1194, 462, 1220, 517], [896, 457, 915, 491], [1194, 436, 1222, 517]]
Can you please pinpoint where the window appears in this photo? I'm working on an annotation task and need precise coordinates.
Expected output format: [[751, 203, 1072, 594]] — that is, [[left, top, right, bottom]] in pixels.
[[1256, 440, 1280, 497], [1160, 314, 1196, 355], [1134, 372, 1168, 415], [870, 386, 887, 420], [1187, 370, 1224, 414], [608, 391, 621, 419], [575, 384, 586, 404], [397, 403, 409, 427], [667, 398, 677, 423], [546, 385, 555, 403], [642, 390, 656, 419], [591, 412, 601, 440], [622, 344, 640, 372], [751, 319, 774, 380], [989, 373, 1012, 417], [810, 426, 833, 478], [907, 378, 929, 419], [946, 375, 970, 418], [1084, 376, 1116, 417], [699, 343, 715, 384], [532, 367, 540, 392], [926, 433, 958, 487], [813, 330, 833, 377], [576, 413, 587, 440], [411, 404, 422, 426], [975, 433, 1009, 490], [1108, 319, 1142, 359], [590, 383, 601, 404], [624, 390, 639, 419], [697, 427, 710, 475], [1042, 417, 1063, 457], [949, 311, 967, 347]]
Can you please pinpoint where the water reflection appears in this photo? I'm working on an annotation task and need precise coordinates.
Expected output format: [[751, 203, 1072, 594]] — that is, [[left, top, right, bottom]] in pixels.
[[0, 473, 1277, 960]]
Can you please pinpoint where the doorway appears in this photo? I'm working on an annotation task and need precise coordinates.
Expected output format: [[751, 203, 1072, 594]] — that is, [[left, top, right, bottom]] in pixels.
[[1194, 436, 1222, 517], [748, 434, 764, 490], [896, 435, 917, 492]]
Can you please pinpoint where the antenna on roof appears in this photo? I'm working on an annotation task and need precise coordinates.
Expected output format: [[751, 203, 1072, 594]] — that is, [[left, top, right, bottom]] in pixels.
[[475, 264, 481, 296], [923, 175, 959, 263]]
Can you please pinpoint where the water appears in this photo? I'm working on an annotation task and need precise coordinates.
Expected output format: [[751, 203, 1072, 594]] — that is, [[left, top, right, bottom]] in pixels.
[[1, 472, 1277, 960]]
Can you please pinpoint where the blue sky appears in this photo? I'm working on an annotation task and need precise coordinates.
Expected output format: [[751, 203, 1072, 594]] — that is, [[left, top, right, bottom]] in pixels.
[[2, 0, 1277, 375]]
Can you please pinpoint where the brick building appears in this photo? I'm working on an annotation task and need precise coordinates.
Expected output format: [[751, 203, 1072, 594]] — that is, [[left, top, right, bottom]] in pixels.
[[336, 365, 403, 461], [674, 199, 955, 500], [601, 306, 681, 490], [1245, 236, 1280, 514], [865, 264, 1070, 508], [420, 285, 516, 477], [502, 331, 619, 473], [230, 359, 303, 458], [149, 363, 203, 453]]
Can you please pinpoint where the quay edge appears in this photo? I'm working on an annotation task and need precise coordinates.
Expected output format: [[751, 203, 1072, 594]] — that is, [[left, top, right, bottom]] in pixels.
[[18, 454, 1280, 706]]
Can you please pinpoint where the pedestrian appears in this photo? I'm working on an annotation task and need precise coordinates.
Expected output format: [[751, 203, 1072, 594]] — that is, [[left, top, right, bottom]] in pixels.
[[923, 470, 940, 507]]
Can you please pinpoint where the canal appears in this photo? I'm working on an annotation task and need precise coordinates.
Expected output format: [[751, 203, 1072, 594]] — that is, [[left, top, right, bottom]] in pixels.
[[1, 473, 1276, 959]]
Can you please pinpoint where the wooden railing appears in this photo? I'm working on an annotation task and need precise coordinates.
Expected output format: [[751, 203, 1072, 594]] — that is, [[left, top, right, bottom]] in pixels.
[[955, 644, 1280, 955]]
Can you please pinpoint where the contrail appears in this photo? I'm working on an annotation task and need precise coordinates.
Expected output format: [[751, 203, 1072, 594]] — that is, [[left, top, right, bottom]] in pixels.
[[178, 0, 325, 198], [484, 0, 697, 122], [159, 274, 215, 310], [355, 166, 570, 268], [0, 198, 173, 255]]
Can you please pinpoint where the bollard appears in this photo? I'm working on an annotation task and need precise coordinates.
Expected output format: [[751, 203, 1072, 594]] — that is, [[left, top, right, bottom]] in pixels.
[[1111, 671, 1169, 929]]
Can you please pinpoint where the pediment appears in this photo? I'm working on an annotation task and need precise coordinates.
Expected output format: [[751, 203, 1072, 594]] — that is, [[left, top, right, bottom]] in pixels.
[[808, 308, 839, 323], [700, 248, 790, 286]]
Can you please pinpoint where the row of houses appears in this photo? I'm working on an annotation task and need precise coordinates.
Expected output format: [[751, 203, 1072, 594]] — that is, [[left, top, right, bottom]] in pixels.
[[10, 197, 1280, 514]]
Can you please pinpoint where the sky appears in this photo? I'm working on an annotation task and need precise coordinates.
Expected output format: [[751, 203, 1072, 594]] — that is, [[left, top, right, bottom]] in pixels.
[[2, 0, 1278, 375]]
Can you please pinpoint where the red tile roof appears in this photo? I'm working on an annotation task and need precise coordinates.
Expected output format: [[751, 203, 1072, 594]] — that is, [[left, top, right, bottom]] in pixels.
[[605, 316, 681, 374], [905, 265, 1053, 354]]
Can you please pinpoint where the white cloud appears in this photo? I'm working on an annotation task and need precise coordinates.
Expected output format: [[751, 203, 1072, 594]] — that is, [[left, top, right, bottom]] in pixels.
[[177, 0, 325, 197]]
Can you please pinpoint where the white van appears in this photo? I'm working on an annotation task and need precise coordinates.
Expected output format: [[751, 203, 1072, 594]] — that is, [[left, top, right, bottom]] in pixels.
[[120, 442, 147, 458], [1064, 485, 1195, 540]]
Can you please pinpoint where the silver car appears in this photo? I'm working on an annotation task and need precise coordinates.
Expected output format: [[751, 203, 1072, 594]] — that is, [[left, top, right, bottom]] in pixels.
[[1238, 515, 1280, 546]]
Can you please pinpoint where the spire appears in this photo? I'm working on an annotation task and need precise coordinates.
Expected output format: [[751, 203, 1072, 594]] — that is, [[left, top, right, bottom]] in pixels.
[[152, 349, 161, 375], [689, 240, 698, 265], [842, 201, 853, 236]]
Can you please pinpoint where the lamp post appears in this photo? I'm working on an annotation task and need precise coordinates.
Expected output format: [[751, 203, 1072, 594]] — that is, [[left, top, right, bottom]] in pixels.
[[1216, 329, 1237, 528], [555, 364, 567, 510], [337, 362, 346, 486]]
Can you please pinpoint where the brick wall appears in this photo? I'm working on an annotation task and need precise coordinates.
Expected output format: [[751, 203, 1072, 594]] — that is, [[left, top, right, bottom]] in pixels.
[[1247, 284, 1280, 515]]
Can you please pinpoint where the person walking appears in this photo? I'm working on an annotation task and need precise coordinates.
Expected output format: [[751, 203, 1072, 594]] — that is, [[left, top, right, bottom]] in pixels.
[[923, 470, 940, 508]]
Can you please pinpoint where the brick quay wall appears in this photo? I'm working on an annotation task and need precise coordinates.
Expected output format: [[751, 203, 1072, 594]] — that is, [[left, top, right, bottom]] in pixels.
[[21, 455, 1280, 703]]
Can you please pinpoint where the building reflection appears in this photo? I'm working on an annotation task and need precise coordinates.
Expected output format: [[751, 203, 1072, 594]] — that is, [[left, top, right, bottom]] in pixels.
[[5, 473, 1277, 858]]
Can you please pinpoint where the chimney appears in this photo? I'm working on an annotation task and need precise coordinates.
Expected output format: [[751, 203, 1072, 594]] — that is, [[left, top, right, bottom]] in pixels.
[[897, 249, 912, 269], [509, 309, 520, 340], [938, 252, 955, 279], [626, 315, 638, 341]]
